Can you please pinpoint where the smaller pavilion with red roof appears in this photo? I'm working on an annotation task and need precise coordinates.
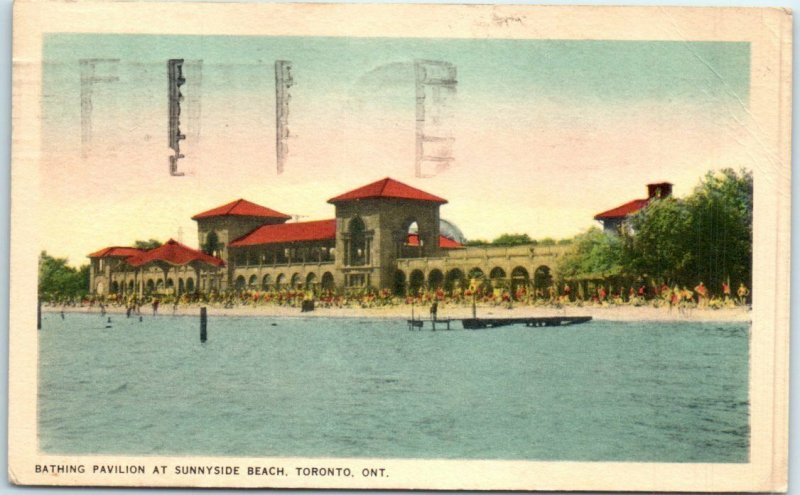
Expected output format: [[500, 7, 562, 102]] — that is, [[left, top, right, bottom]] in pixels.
[[594, 182, 672, 234]]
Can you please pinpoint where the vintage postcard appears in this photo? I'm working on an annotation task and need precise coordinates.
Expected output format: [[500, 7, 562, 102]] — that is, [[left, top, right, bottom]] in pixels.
[[8, 2, 791, 491]]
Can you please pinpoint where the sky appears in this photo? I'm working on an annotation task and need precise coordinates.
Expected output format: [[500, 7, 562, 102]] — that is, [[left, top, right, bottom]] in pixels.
[[40, 34, 752, 265]]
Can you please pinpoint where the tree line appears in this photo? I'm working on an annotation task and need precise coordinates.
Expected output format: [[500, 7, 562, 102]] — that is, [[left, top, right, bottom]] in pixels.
[[558, 168, 752, 296]]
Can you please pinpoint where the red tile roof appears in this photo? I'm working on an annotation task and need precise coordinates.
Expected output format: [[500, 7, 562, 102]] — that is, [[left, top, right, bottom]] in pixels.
[[328, 178, 447, 204], [406, 233, 464, 249], [192, 199, 291, 220], [127, 239, 225, 267], [594, 198, 650, 220], [230, 219, 337, 247], [88, 246, 145, 258]]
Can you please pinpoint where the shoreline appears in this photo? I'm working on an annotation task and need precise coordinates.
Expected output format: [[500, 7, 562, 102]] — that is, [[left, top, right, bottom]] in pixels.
[[44, 303, 751, 323]]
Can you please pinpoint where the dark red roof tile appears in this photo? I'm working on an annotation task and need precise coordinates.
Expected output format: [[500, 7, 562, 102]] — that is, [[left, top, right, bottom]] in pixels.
[[88, 246, 145, 258], [192, 199, 291, 220], [594, 198, 650, 220], [328, 178, 447, 204], [406, 233, 464, 249], [230, 219, 337, 247], [127, 239, 225, 267]]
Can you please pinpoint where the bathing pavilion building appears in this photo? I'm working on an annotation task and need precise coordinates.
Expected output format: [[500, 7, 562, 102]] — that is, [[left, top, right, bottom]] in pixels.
[[88, 178, 569, 297]]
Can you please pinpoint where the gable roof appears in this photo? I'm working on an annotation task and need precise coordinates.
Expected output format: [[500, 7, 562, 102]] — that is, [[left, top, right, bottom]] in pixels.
[[229, 219, 337, 247], [192, 199, 291, 221], [126, 239, 225, 268], [594, 198, 650, 220], [328, 178, 447, 204], [88, 246, 146, 259]]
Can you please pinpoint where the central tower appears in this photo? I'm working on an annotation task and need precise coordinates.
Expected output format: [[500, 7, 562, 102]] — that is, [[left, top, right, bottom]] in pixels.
[[328, 178, 447, 291]]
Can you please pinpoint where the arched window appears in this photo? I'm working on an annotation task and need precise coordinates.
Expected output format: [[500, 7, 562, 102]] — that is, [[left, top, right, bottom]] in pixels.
[[204, 230, 221, 257], [393, 270, 407, 296], [399, 218, 423, 258], [490, 267, 507, 288], [409, 270, 425, 295], [511, 266, 530, 296], [428, 269, 444, 289], [321, 272, 335, 291], [533, 266, 553, 292], [445, 268, 465, 293], [348, 217, 368, 266]]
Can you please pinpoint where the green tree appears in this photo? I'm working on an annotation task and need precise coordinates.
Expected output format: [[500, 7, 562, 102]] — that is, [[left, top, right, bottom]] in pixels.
[[621, 196, 693, 286], [491, 233, 533, 246], [684, 168, 752, 293], [621, 168, 752, 292], [558, 227, 623, 280], [38, 251, 89, 300], [133, 239, 162, 250], [202, 231, 221, 255]]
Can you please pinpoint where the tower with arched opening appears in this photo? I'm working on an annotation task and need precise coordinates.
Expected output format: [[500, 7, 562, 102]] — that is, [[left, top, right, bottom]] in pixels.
[[192, 198, 291, 291], [328, 178, 447, 291]]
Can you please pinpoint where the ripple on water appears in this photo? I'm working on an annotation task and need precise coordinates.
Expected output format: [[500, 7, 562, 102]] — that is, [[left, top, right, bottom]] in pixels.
[[38, 314, 750, 462]]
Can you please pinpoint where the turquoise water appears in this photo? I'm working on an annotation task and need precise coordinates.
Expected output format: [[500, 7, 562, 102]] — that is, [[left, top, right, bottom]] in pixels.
[[38, 312, 749, 462]]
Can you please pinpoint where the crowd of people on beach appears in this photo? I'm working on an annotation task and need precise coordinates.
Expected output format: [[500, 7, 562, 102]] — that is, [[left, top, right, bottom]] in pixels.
[[42, 279, 750, 314]]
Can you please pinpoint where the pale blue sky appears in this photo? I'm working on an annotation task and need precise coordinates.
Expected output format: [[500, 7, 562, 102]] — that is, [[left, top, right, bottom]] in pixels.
[[39, 34, 753, 265]]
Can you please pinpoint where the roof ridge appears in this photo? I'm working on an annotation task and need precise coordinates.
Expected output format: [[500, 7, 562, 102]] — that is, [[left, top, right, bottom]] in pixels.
[[380, 177, 391, 195], [228, 199, 245, 215]]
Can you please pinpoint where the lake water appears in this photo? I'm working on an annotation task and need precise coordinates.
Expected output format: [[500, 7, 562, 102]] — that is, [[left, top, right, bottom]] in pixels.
[[38, 312, 749, 462]]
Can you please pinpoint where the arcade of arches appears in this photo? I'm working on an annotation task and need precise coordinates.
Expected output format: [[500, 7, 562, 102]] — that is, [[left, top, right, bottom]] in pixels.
[[393, 264, 555, 297]]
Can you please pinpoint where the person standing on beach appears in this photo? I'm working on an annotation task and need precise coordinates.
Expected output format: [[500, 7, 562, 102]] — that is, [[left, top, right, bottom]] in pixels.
[[152, 299, 159, 316], [694, 282, 708, 307], [430, 301, 438, 321], [669, 285, 680, 312], [737, 283, 750, 305]]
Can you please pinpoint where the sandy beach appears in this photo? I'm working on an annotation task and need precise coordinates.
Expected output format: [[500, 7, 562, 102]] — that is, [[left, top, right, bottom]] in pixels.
[[45, 302, 751, 323]]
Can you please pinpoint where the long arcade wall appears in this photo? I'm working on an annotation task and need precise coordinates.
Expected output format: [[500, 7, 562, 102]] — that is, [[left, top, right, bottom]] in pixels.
[[91, 243, 570, 297], [394, 243, 569, 292]]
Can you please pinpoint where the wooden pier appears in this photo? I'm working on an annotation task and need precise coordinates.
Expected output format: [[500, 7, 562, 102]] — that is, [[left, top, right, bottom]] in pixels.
[[408, 316, 591, 331], [461, 316, 592, 329], [407, 318, 455, 331]]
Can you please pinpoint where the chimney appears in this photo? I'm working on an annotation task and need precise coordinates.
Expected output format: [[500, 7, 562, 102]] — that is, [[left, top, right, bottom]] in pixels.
[[647, 182, 673, 199]]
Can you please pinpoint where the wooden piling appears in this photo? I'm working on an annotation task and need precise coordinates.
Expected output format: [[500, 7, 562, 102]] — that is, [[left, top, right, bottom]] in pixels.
[[200, 307, 207, 343]]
